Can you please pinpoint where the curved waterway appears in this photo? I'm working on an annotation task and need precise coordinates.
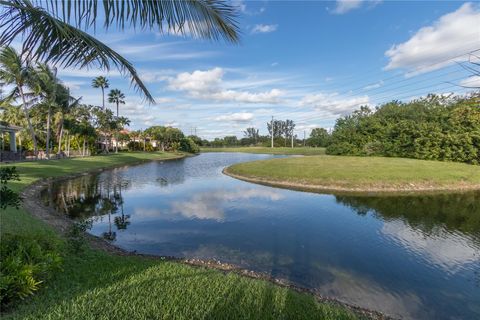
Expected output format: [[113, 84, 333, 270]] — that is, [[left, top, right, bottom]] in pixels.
[[41, 152, 480, 319]]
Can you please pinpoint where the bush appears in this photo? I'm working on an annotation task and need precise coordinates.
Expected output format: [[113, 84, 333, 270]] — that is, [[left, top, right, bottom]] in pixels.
[[326, 142, 359, 155], [0, 234, 63, 308], [363, 141, 384, 156], [127, 141, 142, 151], [179, 138, 200, 153]]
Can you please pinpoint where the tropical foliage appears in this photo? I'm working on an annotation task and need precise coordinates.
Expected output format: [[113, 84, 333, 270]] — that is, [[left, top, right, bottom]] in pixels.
[[326, 94, 480, 164], [0, 0, 239, 102]]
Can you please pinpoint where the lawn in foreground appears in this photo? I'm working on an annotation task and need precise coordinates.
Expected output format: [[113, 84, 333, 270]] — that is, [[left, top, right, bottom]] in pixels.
[[1, 152, 360, 320], [201, 146, 326, 155], [226, 155, 480, 192]]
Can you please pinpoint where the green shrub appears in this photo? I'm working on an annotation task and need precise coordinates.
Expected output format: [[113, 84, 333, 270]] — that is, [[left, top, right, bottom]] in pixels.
[[0, 234, 63, 308], [126, 141, 142, 151], [179, 137, 200, 153]]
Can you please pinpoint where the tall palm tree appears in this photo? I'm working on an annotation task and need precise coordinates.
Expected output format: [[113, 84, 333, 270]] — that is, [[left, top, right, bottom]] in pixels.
[[92, 76, 109, 109], [108, 89, 125, 153], [0, 46, 38, 156], [92, 76, 109, 152], [35, 63, 61, 159], [0, 0, 239, 103]]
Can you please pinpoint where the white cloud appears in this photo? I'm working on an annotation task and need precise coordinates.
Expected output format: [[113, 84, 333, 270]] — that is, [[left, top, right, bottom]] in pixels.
[[299, 92, 370, 116], [332, 0, 363, 14], [170, 189, 283, 221], [363, 80, 383, 90], [168, 68, 224, 92], [382, 220, 480, 272], [460, 75, 480, 88], [251, 24, 278, 34], [214, 112, 253, 122], [385, 3, 480, 75], [233, 0, 266, 15], [167, 68, 284, 104]]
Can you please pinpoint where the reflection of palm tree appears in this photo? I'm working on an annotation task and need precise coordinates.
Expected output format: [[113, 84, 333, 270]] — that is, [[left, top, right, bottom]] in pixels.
[[99, 184, 118, 241], [114, 181, 130, 230]]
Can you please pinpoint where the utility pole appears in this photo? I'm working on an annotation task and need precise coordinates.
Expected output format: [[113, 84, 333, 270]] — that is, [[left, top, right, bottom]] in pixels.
[[303, 130, 306, 147], [271, 116, 274, 148], [291, 132, 294, 148]]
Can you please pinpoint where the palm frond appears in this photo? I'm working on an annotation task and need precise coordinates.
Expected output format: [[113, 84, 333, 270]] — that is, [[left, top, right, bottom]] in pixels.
[[0, 0, 239, 104], [33, 0, 239, 43], [0, 0, 154, 102]]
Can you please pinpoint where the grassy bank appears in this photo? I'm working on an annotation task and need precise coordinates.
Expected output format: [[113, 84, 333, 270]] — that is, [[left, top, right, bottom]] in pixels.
[[201, 146, 326, 155], [1, 152, 361, 320], [226, 155, 480, 193]]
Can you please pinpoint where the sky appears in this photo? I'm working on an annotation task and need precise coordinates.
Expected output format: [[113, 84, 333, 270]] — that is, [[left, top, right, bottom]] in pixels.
[[55, 0, 480, 139]]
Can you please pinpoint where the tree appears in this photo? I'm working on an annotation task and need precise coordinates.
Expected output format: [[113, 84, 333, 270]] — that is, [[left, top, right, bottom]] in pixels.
[[108, 89, 125, 153], [243, 127, 259, 144], [267, 120, 283, 138], [0, 46, 38, 156], [92, 76, 109, 152], [308, 128, 331, 147], [0, 0, 239, 102], [92, 76, 109, 109]]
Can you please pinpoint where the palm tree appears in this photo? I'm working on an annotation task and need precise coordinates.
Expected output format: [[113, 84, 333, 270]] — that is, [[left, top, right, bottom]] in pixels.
[[34, 63, 61, 159], [0, 46, 38, 157], [92, 76, 109, 152], [108, 89, 125, 153], [0, 0, 239, 103], [92, 76, 109, 109]]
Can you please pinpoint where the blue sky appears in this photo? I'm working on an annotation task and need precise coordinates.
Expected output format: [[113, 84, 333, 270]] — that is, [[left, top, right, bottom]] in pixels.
[[57, 0, 480, 139]]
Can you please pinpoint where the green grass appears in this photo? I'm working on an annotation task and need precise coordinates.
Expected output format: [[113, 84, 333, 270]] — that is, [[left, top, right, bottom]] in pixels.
[[1, 152, 360, 320], [201, 146, 326, 155], [226, 155, 480, 192]]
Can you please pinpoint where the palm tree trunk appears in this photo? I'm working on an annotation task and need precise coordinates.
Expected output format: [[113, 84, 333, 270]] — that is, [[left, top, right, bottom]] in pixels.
[[83, 136, 86, 157], [46, 104, 52, 159], [58, 122, 64, 154], [115, 101, 119, 153], [19, 87, 38, 158], [102, 87, 105, 109]]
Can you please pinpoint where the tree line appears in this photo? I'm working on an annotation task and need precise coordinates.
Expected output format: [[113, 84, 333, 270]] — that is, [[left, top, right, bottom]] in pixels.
[[326, 93, 480, 164], [0, 46, 200, 157]]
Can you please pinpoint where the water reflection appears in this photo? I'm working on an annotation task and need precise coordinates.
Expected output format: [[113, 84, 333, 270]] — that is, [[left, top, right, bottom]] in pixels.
[[41, 153, 480, 319]]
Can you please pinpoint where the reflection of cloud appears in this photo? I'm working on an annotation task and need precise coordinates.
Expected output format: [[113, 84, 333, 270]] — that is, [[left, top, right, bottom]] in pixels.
[[382, 220, 480, 272], [133, 208, 164, 219], [170, 189, 284, 221], [317, 265, 424, 319]]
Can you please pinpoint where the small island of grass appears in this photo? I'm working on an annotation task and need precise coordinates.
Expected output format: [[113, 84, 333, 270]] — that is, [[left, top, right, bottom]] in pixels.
[[225, 155, 480, 193], [201, 147, 326, 156]]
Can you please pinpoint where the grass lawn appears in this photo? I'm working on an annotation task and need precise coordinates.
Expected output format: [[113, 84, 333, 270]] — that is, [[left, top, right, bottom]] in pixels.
[[201, 146, 326, 155], [1, 152, 361, 320], [225, 155, 480, 193]]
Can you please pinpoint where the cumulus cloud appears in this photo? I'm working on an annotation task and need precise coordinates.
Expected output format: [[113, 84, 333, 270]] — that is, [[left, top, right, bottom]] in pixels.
[[385, 3, 480, 75], [214, 112, 253, 122], [251, 24, 278, 34], [299, 92, 370, 116], [167, 68, 284, 104]]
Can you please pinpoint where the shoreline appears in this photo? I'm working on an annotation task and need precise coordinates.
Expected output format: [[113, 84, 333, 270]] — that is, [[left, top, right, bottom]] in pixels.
[[19, 155, 391, 320], [223, 167, 480, 195]]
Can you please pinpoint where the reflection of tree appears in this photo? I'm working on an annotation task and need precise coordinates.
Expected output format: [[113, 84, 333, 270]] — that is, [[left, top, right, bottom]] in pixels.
[[44, 171, 132, 239], [113, 181, 130, 230], [336, 192, 480, 240]]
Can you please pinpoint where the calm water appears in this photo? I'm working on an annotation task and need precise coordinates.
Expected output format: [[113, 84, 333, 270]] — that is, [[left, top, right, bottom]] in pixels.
[[42, 153, 480, 319]]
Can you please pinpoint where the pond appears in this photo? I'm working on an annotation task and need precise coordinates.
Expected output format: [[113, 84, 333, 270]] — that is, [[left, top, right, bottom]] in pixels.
[[41, 152, 480, 319]]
